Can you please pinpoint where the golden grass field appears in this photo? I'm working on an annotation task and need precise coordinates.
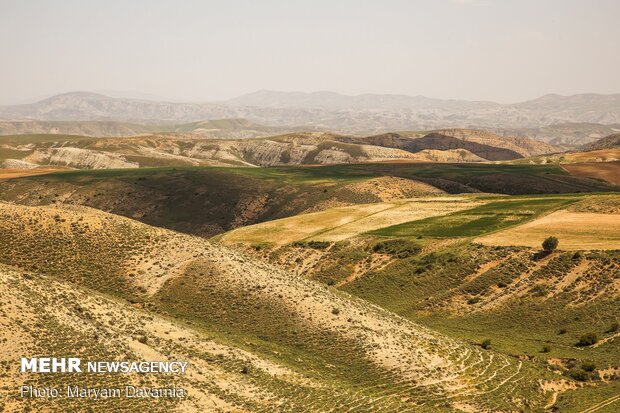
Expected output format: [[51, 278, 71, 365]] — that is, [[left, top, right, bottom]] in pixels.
[[475, 210, 620, 250]]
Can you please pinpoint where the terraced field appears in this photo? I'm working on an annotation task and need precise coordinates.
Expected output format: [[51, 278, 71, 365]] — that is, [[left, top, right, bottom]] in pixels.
[[0, 202, 554, 412]]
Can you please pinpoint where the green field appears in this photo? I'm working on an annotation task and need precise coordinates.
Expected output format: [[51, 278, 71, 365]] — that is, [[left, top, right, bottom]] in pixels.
[[370, 196, 580, 238]]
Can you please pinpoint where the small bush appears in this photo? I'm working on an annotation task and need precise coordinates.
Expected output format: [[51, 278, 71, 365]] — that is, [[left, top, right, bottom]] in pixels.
[[542, 236, 559, 252], [241, 366, 249, 374], [372, 239, 421, 258], [565, 368, 590, 382], [581, 362, 596, 372], [558, 328, 567, 335], [331, 307, 340, 315], [467, 297, 481, 305], [541, 345, 551, 353], [606, 321, 619, 333], [531, 284, 550, 297], [307, 240, 330, 250], [480, 339, 491, 349], [292, 241, 330, 250], [576, 332, 599, 347]]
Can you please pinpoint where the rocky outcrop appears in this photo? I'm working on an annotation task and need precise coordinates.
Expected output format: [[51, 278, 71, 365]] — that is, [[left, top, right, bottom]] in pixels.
[[25, 147, 138, 169], [0, 159, 40, 169]]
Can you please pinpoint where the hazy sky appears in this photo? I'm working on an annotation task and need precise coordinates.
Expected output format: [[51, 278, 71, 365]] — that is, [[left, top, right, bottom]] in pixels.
[[1, 0, 619, 104]]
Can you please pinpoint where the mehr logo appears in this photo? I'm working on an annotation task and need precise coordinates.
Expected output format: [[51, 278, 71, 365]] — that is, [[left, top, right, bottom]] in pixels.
[[21, 358, 82, 373]]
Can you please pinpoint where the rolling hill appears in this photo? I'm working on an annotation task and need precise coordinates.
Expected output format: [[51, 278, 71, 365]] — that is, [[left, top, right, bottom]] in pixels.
[[0, 201, 554, 412], [0, 129, 561, 170], [495, 122, 620, 146], [0, 163, 616, 239], [218, 193, 620, 412], [0, 118, 288, 139], [580, 133, 620, 151]]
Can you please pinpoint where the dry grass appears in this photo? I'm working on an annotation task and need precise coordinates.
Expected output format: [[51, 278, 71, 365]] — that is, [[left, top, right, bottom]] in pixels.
[[475, 210, 620, 250]]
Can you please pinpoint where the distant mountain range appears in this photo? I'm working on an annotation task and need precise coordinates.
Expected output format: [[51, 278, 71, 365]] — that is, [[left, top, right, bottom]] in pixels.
[[0, 91, 619, 142]]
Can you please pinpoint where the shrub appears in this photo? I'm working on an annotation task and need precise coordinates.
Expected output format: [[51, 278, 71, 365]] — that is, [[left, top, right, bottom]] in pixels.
[[542, 236, 559, 252], [581, 362, 596, 372], [565, 368, 590, 382], [606, 321, 619, 333], [372, 239, 421, 258], [331, 307, 340, 315], [531, 284, 550, 297], [480, 339, 491, 349], [558, 328, 567, 335], [467, 297, 481, 305], [307, 241, 330, 250], [292, 241, 330, 250], [541, 345, 551, 353], [576, 332, 599, 347]]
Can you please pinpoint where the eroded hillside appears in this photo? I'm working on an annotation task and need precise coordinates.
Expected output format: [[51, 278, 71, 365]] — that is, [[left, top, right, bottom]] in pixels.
[[0, 128, 563, 170]]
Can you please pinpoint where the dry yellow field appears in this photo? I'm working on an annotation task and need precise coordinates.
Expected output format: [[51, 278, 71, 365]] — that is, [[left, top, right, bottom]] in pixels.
[[475, 210, 620, 250], [219, 196, 481, 246], [0, 168, 59, 180]]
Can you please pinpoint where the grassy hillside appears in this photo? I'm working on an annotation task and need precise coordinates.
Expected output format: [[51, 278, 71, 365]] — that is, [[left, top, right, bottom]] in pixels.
[[0, 202, 555, 412], [220, 193, 620, 412]]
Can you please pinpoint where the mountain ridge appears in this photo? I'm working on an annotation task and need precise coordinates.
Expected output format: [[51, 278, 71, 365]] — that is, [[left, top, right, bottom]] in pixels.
[[1, 91, 619, 133]]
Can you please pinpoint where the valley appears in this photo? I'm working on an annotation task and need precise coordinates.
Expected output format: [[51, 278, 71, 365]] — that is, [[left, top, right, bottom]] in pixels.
[[0, 127, 618, 412]]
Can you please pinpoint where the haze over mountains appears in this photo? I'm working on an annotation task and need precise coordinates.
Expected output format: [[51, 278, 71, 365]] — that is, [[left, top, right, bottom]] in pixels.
[[1, 91, 619, 142]]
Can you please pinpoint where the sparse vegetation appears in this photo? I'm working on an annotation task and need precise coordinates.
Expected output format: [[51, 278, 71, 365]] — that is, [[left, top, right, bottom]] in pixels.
[[1, 162, 618, 412]]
